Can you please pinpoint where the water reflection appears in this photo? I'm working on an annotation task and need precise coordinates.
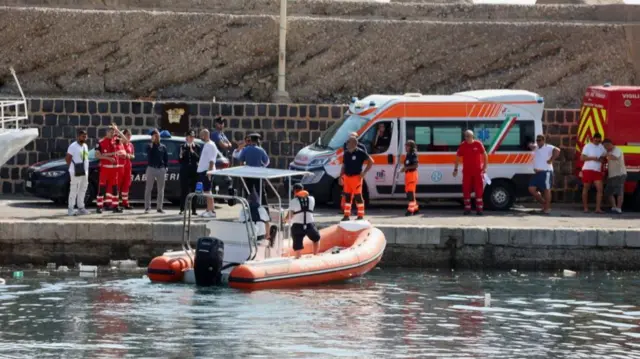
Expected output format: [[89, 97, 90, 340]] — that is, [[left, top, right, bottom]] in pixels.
[[1, 270, 640, 358]]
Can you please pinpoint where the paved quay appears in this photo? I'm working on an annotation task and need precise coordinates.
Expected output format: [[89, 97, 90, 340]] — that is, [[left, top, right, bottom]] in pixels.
[[1, 198, 639, 270]]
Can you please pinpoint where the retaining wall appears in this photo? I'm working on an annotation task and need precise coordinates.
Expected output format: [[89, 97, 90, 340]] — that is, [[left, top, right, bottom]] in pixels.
[[0, 5, 638, 106], [0, 99, 581, 201], [1, 220, 640, 269]]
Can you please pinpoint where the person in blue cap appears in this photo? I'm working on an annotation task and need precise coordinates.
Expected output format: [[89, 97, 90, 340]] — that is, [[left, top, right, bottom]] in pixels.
[[238, 133, 270, 206], [144, 129, 169, 213]]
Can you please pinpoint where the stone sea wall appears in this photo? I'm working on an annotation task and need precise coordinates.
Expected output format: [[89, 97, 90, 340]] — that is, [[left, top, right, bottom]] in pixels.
[[1, 98, 580, 201], [0, 4, 638, 107]]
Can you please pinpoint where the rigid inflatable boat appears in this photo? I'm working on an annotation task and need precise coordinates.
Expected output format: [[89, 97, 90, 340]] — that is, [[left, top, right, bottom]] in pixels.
[[147, 167, 386, 290]]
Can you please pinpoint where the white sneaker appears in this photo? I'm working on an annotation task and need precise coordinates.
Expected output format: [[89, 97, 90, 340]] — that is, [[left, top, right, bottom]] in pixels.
[[77, 208, 89, 215], [614, 208, 622, 214], [209, 211, 217, 218], [68, 209, 76, 216], [199, 211, 209, 217]]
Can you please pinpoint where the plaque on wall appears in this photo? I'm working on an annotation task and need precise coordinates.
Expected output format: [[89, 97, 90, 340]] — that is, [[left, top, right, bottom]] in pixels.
[[160, 103, 189, 135]]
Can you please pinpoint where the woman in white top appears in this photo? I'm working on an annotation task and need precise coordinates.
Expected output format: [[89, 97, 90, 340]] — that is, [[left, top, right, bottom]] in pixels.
[[65, 130, 90, 216]]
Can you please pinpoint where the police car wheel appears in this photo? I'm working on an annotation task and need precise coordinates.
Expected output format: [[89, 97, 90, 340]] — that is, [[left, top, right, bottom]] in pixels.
[[484, 180, 514, 211]]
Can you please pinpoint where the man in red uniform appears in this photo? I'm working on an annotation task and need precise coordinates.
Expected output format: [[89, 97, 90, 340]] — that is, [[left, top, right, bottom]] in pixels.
[[113, 128, 135, 209], [95, 128, 122, 213], [453, 130, 488, 215]]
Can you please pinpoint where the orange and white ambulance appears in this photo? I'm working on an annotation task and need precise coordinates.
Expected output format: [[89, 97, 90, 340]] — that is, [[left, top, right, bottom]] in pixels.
[[574, 84, 640, 209], [289, 90, 545, 210]]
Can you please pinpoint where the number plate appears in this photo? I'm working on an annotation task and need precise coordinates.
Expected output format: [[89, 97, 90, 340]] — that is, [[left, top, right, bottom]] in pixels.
[[26, 181, 32, 188]]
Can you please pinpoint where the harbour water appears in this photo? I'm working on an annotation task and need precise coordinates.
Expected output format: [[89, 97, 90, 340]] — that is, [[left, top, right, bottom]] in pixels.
[[1, 268, 640, 358]]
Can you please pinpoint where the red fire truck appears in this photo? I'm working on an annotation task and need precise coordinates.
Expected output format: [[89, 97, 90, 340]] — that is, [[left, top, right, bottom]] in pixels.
[[575, 84, 640, 209]]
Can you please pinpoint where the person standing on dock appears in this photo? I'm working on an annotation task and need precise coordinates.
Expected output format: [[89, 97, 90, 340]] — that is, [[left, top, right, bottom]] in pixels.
[[340, 137, 373, 221], [115, 128, 135, 210], [528, 134, 560, 214], [144, 129, 169, 214], [179, 130, 200, 216], [95, 127, 118, 214], [401, 140, 419, 216], [110, 133, 126, 213], [66, 129, 90, 216], [603, 138, 627, 214], [238, 133, 270, 206], [340, 132, 367, 214], [286, 183, 321, 259], [580, 133, 607, 213], [453, 130, 488, 216], [197, 129, 219, 218]]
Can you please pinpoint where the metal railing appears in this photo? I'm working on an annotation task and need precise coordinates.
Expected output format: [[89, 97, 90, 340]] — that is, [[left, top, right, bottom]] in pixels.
[[0, 68, 28, 130]]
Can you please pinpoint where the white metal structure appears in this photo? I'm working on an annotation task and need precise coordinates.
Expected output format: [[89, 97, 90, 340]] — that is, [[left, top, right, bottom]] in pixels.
[[161, 167, 312, 284], [289, 89, 545, 210], [0, 68, 38, 167]]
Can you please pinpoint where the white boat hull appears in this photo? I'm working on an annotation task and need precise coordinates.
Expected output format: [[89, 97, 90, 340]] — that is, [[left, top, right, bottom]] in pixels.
[[0, 128, 38, 167]]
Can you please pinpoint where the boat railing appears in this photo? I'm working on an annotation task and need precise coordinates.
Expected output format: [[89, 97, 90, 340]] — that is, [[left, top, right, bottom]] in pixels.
[[0, 68, 29, 130], [183, 193, 257, 262]]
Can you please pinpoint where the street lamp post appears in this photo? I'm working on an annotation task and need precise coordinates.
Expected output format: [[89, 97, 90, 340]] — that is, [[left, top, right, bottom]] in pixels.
[[272, 0, 291, 103]]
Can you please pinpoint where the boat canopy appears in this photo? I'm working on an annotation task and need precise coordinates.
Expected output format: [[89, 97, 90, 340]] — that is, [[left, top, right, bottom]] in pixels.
[[209, 166, 312, 179]]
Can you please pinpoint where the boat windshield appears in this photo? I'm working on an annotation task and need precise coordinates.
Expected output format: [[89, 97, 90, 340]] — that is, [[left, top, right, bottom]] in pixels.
[[313, 114, 369, 151]]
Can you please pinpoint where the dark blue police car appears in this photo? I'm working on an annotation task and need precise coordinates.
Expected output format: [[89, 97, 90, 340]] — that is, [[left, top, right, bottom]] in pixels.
[[25, 134, 230, 206]]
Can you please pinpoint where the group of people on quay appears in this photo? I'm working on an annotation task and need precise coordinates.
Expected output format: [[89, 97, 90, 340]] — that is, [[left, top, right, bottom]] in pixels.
[[64, 117, 628, 250]]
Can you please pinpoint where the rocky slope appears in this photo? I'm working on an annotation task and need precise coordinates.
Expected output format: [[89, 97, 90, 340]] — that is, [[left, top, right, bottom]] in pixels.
[[0, 3, 638, 107]]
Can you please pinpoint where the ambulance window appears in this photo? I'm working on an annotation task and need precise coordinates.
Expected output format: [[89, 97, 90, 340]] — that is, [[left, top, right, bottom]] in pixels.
[[361, 121, 393, 154], [431, 123, 464, 152], [470, 120, 535, 151]]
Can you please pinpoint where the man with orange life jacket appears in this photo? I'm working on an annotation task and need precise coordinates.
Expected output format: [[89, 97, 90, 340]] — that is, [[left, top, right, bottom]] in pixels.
[[95, 128, 122, 213], [401, 140, 420, 216], [286, 183, 321, 259], [340, 137, 373, 221], [453, 130, 488, 216]]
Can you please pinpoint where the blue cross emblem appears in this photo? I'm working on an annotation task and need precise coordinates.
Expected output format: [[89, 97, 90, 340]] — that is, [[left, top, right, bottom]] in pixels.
[[477, 128, 491, 142]]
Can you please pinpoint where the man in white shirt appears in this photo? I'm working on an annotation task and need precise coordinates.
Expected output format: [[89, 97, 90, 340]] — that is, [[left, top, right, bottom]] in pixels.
[[285, 184, 321, 259], [603, 139, 627, 213], [528, 135, 560, 214], [580, 133, 607, 213], [65, 130, 90, 216], [197, 129, 219, 218]]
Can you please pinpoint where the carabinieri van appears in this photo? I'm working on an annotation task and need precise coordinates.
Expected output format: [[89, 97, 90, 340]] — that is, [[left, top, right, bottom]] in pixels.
[[289, 90, 545, 210]]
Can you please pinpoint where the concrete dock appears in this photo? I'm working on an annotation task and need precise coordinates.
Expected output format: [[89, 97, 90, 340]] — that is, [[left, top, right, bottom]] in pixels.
[[1, 197, 639, 270]]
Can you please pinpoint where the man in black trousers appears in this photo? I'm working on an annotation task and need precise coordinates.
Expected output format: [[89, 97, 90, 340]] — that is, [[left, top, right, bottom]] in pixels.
[[179, 130, 201, 215]]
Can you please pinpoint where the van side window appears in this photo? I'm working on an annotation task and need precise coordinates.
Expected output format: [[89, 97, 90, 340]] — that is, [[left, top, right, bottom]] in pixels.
[[361, 121, 393, 154], [470, 120, 535, 151], [406, 121, 465, 152]]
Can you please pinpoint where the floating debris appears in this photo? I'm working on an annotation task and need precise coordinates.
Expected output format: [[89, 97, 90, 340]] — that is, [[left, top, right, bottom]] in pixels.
[[563, 270, 577, 277], [56, 266, 69, 272], [78, 264, 97, 273], [485, 293, 491, 307], [0, 278, 5, 285], [37, 271, 50, 276], [12, 271, 23, 279], [510, 269, 518, 274], [46, 263, 56, 271], [109, 260, 138, 270]]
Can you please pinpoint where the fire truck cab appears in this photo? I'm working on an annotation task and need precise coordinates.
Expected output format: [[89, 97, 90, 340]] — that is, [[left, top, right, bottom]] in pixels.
[[575, 84, 640, 209]]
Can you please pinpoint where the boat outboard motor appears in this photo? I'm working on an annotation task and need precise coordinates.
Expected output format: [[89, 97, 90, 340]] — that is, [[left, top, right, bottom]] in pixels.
[[194, 237, 224, 286]]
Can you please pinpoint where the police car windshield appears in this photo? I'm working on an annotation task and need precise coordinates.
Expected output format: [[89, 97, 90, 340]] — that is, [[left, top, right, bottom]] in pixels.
[[316, 114, 368, 150]]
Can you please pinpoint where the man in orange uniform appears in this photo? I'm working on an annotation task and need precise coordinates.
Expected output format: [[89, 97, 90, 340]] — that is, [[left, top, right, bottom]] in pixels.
[[453, 130, 488, 215], [340, 137, 373, 221], [95, 128, 120, 213], [114, 128, 134, 209], [401, 140, 419, 216], [339, 132, 367, 214]]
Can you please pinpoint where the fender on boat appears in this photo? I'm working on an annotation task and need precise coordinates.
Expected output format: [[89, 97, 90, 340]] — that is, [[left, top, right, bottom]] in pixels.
[[147, 251, 194, 283], [228, 221, 386, 290]]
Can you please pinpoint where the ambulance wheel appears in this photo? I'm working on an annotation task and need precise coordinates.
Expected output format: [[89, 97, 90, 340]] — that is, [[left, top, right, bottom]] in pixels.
[[484, 180, 515, 211]]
